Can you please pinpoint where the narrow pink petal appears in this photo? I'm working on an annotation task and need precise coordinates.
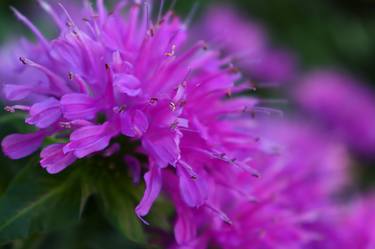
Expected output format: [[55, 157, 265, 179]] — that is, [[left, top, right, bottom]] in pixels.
[[2, 131, 45, 159], [26, 98, 61, 128], [61, 93, 98, 120], [3, 84, 32, 101], [135, 164, 162, 223], [40, 143, 76, 174]]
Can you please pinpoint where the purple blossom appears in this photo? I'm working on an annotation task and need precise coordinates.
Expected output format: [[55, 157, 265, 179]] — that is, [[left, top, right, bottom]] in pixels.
[[199, 6, 296, 84], [295, 70, 375, 157], [1, 1, 261, 222], [167, 120, 349, 249], [307, 195, 375, 249]]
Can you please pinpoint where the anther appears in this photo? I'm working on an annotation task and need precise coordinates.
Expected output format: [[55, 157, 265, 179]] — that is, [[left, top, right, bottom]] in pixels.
[[19, 57, 27, 65], [147, 28, 155, 37], [68, 72, 74, 80], [169, 102, 177, 111], [59, 121, 72, 129], [170, 120, 179, 130], [149, 97, 158, 105], [228, 66, 240, 74], [165, 44, 176, 57], [4, 105, 30, 112], [202, 41, 208, 50], [113, 105, 127, 113], [4, 106, 15, 113]]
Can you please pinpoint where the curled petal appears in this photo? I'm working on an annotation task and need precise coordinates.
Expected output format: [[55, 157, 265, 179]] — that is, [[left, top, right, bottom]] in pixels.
[[121, 109, 149, 137], [64, 122, 117, 158], [26, 97, 61, 128], [142, 129, 180, 168], [114, 73, 142, 96], [40, 143, 76, 174], [135, 164, 162, 223], [2, 131, 45, 159]]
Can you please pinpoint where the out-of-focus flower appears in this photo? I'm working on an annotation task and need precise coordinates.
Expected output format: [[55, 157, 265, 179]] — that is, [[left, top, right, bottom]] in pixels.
[[295, 70, 375, 157], [307, 195, 375, 249], [1, 1, 261, 221], [167, 120, 349, 249], [199, 6, 296, 84]]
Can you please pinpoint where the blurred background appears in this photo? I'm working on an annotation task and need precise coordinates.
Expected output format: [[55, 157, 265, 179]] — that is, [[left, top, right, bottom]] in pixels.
[[1, 0, 375, 82]]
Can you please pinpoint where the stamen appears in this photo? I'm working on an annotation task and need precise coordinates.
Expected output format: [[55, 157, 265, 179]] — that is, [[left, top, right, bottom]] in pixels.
[[164, 44, 176, 57], [59, 121, 72, 129], [60, 120, 93, 129], [149, 97, 159, 105], [113, 105, 127, 113], [157, 0, 165, 23], [184, 2, 199, 28], [68, 72, 74, 80], [169, 101, 177, 111], [19, 57, 71, 93], [10, 7, 50, 50], [4, 105, 30, 112], [205, 205, 232, 225], [37, 0, 64, 30], [179, 160, 198, 179], [58, 3, 76, 29]]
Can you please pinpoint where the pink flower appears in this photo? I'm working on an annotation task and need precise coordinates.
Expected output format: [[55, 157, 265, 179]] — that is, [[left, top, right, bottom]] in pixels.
[[295, 70, 375, 157], [167, 120, 349, 249], [198, 6, 296, 84], [1, 1, 260, 221], [307, 195, 375, 249]]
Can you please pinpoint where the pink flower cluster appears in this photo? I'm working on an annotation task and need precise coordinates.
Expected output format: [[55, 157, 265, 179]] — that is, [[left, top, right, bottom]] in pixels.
[[1, 1, 259, 223]]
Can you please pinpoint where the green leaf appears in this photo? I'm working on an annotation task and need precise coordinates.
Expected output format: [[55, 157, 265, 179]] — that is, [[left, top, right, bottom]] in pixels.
[[0, 160, 83, 244], [93, 164, 146, 244]]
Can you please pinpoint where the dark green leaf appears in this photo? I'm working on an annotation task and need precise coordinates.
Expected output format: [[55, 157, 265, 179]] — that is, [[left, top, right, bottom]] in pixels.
[[0, 161, 83, 243], [93, 163, 146, 244]]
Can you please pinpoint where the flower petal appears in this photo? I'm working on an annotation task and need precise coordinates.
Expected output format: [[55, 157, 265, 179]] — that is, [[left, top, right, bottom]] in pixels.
[[40, 143, 76, 174], [64, 122, 116, 158], [3, 84, 33, 101], [2, 131, 45, 159], [61, 93, 98, 120], [135, 164, 162, 223], [114, 73, 142, 96], [121, 109, 149, 137], [26, 97, 61, 128]]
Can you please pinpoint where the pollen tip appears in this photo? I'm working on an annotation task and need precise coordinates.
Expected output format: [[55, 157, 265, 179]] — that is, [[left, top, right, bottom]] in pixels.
[[19, 57, 27, 65], [4, 106, 15, 113], [169, 101, 177, 111], [149, 97, 158, 105], [68, 72, 74, 80]]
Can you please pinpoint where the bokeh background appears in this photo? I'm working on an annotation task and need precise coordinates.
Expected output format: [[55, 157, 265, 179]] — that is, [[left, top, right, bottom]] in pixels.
[[0, 0, 374, 248]]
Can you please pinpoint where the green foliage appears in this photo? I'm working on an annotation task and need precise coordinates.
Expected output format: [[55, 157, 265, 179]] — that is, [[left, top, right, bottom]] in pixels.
[[0, 159, 82, 243], [0, 156, 153, 248]]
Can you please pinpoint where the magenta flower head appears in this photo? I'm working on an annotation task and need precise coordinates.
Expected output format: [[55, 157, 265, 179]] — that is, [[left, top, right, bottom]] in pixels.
[[1, 0, 260, 222], [166, 120, 349, 248], [199, 6, 296, 84], [295, 70, 375, 157], [307, 195, 375, 249]]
